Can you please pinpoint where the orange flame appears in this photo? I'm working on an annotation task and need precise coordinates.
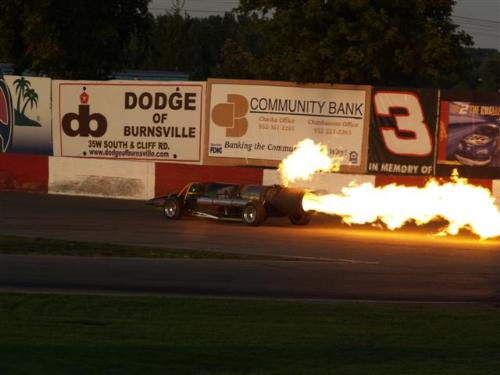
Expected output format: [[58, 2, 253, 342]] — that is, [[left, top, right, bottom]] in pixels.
[[278, 139, 340, 186], [279, 139, 500, 239]]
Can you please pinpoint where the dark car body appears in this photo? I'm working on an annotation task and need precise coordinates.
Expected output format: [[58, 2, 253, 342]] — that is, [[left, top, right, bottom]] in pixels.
[[151, 182, 312, 226], [455, 124, 500, 166]]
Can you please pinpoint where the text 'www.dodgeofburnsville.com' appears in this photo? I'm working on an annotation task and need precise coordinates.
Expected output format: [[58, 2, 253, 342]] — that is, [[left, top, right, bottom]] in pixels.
[[85, 140, 171, 158]]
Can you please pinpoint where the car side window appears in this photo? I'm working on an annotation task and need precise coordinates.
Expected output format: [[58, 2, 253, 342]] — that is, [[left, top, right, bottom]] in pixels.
[[205, 184, 223, 198], [217, 185, 237, 197], [478, 126, 498, 137]]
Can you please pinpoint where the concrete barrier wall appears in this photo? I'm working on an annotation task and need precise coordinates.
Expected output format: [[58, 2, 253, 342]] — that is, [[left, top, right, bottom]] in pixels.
[[1, 154, 263, 199], [2, 153, 499, 208], [155, 163, 263, 196], [0, 153, 48, 193], [48, 157, 155, 200]]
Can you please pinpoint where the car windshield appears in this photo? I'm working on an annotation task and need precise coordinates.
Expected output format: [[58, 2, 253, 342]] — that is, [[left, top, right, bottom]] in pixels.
[[177, 183, 203, 197], [477, 126, 498, 137], [188, 184, 202, 194]]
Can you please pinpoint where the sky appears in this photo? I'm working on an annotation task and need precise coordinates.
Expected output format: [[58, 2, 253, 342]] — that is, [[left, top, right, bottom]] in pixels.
[[149, 0, 499, 50]]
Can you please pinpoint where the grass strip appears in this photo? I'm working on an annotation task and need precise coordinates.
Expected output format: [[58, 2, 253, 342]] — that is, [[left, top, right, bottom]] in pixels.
[[1, 293, 499, 374], [0, 235, 298, 261]]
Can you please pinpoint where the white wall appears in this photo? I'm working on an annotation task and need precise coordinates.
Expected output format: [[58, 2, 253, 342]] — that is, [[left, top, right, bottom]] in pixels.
[[494, 180, 500, 208], [48, 157, 155, 200]]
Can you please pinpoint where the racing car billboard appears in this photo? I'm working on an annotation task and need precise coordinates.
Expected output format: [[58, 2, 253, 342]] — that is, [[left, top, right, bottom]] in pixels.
[[52, 81, 205, 163], [437, 90, 500, 179], [205, 79, 371, 173]]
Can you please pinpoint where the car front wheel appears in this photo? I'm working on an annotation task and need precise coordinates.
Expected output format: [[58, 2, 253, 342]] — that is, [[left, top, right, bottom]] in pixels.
[[242, 202, 266, 226], [164, 197, 183, 220]]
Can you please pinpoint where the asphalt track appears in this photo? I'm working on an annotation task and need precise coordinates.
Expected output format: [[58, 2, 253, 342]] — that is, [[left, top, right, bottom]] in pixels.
[[1, 192, 499, 302]]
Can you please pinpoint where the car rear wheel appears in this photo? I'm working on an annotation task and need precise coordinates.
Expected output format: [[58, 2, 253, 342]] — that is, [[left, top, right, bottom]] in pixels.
[[164, 197, 183, 220], [289, 212, 311, 225], [242, 202, 266, 226]]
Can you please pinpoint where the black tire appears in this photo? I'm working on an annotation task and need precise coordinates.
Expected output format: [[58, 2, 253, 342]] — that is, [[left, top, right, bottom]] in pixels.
[[242, 202, 267, 226], [163, 197, 183, 220], [289, 212, 311, 225]]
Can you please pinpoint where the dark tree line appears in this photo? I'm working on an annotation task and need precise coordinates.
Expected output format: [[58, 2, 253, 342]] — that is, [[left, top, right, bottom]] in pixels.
[[0, 0, 497, 90], [0, 0, 151, 79], [128, 11, 253, 81]]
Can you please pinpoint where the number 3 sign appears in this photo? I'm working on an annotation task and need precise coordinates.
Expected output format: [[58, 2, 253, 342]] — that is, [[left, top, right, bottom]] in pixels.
[[368, 88, 439, 175]]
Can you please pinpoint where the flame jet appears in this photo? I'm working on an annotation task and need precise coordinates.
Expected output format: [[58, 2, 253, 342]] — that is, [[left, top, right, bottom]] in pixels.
[[279, 139, 500, 239]]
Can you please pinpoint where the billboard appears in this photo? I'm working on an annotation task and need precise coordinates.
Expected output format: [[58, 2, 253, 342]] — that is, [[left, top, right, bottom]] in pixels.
[[205, 79, 371, 172], [437, 91, 500, 179], [0, 74, 14, 153], [1, 75, 52, 155], [52, 81, 205, 162], [367, 88, 439, 176]]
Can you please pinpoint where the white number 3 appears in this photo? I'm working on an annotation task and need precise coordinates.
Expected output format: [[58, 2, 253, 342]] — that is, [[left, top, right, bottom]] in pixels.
[[374, 92, 433, 156]]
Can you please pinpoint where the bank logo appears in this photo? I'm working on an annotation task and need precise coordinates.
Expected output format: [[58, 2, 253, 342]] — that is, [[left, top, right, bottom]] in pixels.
[[211, 94, 248, 137], [0, 76, 14, 152], [62, 87, 107, 137]]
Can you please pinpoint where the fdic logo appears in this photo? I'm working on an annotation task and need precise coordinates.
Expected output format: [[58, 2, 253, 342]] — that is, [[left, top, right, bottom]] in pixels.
[[209, 143, 223, 154], [62, 87, 107, 137], [0, 76, 14, 152], [211, 94, 248, 137]]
